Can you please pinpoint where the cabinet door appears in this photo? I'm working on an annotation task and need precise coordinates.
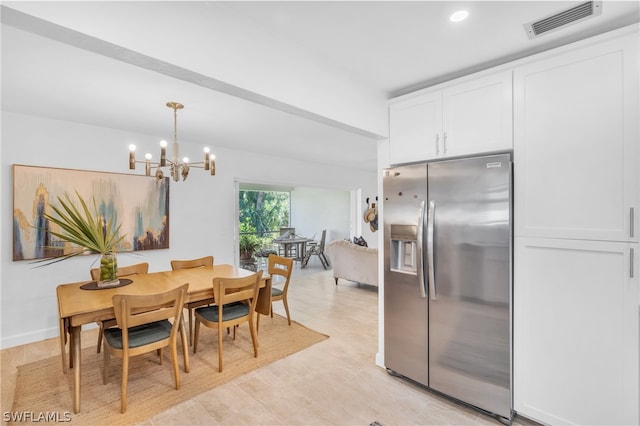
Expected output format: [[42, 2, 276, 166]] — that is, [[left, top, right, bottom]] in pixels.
[[442, 70, 513, 157], [514, 237, 639, 426], [514, 34, 639, 241], [389, 91, 442, 164]]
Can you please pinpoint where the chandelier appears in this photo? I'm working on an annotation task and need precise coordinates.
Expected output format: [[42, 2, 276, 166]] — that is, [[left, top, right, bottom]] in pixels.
[[128, 102, 215, 181]]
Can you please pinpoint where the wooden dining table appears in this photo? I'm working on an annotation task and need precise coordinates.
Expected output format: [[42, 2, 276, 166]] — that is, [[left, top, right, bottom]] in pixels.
[[56, 264, 271, 413]]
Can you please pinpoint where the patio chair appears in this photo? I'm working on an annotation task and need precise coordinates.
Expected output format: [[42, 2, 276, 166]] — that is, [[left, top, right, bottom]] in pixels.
[[301, 229, 330, 269]]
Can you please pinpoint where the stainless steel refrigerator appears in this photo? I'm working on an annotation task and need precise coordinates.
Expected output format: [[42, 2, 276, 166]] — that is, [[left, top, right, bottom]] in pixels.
[[383, 153, 512, 422]]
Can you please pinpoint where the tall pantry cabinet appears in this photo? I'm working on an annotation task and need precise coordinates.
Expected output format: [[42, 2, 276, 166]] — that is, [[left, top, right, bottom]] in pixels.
[[513, 28, 639, 426]]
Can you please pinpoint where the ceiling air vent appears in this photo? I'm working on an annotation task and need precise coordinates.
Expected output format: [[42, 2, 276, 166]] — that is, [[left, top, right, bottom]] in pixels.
[[524, 1, 602, 40]]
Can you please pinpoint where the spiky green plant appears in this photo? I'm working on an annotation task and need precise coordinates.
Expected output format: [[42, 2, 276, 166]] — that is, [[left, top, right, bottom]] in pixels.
[[32, 191, 125, 266]]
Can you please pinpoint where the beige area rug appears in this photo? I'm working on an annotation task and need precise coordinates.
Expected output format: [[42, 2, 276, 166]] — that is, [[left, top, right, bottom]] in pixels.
[[12, 315, 328, 425]]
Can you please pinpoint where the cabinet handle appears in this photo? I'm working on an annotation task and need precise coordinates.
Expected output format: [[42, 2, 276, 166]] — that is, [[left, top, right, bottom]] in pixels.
[[443, 132, 448, 155], [631, 248, 635, 278], [630, 208, 635, 238], [435, 134, 440, 155]]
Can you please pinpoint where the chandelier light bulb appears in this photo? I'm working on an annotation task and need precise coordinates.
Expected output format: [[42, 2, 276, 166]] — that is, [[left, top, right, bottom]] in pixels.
[[183, 157, 189, 164], [129, 144, 136, 152], [160, 140, 168, 148], [203, 147, 210, 154], [145, 153, 152, 160]]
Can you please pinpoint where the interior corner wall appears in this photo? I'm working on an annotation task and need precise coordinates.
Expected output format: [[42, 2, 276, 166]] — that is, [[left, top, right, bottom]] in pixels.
[[0, 111, 378, 349]]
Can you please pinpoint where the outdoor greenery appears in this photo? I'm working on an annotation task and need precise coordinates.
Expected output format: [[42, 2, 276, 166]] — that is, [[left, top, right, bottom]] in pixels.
[[238, 189, 290, 259], [239, 221, 263, 254], [239, 190, 290, 237]]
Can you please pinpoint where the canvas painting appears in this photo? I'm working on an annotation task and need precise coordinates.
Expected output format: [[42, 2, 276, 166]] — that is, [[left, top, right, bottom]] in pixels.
[[12, 164, 170, 261]]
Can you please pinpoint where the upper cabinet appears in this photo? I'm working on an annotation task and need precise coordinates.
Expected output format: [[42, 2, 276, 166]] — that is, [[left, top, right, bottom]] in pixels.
[[388, 70, 512, 165], [513, 32, 639, 242]]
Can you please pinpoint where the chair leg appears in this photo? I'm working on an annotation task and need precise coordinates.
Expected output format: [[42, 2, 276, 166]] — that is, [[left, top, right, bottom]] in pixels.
[[170, 340, 180, 390], [121, 355, 129, 414], [249, 315, 259, 358], [193, 319, 200, 354], [301, 252, 310, 268], [179, 316, 190, 373], [282, 297, 291, 325], [188, 307, 194, 346], [96, 324, 103, 353], [218, 323, 224, 372], [256, 311, 261, 332], [102, 343, 109, 385], [157, 348, 163, 365]]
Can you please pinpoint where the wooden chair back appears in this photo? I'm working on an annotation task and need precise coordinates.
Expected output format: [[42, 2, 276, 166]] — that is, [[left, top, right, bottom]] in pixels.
[[268, 254, 294, 294], [213, 270, 262, 310], [106, 283, 189, 413], [90, 261, 149, 281], [112, 283, 188, 341], [170, 256, 214, 270]]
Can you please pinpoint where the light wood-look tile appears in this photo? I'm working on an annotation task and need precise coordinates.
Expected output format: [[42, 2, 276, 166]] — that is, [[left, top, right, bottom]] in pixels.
[[1, 263, 539, 425]]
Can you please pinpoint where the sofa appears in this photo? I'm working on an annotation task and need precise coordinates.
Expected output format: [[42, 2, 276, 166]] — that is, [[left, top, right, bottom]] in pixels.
[[326, 240, 378, 287]]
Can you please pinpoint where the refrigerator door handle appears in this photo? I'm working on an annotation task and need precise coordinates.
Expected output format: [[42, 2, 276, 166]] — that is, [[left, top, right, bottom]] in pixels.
[[427, 200, 436, 300], [417, 200, 427, 298]]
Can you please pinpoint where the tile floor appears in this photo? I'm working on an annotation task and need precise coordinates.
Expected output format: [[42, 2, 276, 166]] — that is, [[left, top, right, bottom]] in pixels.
[[1, 261, 538, 425]]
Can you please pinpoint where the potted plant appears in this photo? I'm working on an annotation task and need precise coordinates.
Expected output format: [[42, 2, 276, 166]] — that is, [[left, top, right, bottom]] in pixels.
[[38, 191, 126, 287], [239, 232, 262, 261]]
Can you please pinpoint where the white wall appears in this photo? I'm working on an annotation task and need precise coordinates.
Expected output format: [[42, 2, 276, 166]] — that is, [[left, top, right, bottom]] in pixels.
[[0, 112, 377, 348], [291, 186, 350, 244]]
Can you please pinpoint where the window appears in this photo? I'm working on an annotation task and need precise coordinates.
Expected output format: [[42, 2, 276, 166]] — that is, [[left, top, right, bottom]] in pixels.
[[239, 188, 291, 246]]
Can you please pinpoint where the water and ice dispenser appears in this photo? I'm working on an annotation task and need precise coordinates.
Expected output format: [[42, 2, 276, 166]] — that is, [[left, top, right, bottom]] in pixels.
[[389, 224, 418, 275]]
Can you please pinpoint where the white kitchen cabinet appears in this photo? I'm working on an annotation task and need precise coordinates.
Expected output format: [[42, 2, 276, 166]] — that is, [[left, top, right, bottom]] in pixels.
[[388, 91, 441, 165], [514, 237, 639, 426], [388, 70, 512, 165], [441, 71, 513, 158], [513, 33, 639, 242]]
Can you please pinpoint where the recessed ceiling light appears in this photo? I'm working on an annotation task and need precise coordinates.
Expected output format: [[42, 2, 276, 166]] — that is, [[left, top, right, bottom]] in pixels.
[[450, 10, 469, 23]]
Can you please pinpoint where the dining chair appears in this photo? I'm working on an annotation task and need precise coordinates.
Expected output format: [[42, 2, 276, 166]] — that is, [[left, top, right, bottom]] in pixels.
[[301, 229, 330, 269], [193, 270, 263, 372], [257, 254, 294, 331], [102, 283, 189, 414], [170, 256, 214, 345], [90, 262, 150, 354]]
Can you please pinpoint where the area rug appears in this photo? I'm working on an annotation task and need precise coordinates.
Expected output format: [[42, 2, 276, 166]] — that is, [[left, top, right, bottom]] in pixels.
[[12, 315, 328, 425]]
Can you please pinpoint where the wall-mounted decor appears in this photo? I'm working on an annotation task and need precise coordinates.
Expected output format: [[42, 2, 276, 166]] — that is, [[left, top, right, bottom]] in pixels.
[[12, 164, 170, 261]]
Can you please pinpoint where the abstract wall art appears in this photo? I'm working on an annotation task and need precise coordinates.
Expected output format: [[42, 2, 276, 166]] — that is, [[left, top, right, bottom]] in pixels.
[[12, 164, 170, 261]]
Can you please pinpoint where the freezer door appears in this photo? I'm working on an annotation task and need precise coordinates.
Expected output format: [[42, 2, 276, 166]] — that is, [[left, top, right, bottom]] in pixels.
[[427, 154, 512, 419], [383, 163, 429, 386]]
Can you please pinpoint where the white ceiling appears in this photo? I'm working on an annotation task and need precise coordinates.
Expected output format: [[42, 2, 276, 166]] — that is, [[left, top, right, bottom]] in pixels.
[[2, 1, 638, 172]]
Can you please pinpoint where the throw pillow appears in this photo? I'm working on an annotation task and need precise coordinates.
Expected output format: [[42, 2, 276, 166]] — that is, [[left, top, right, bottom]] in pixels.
[[353, 236, 368, 247]]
